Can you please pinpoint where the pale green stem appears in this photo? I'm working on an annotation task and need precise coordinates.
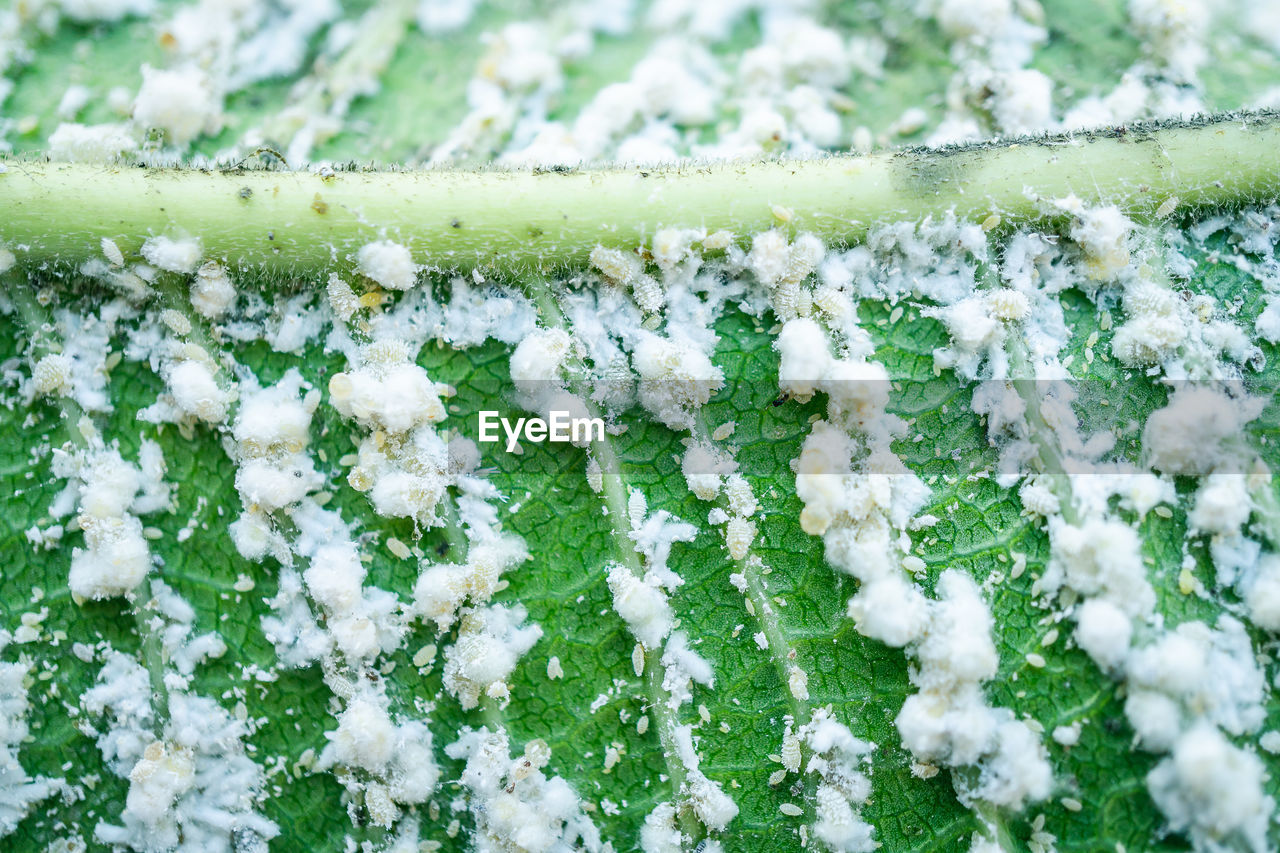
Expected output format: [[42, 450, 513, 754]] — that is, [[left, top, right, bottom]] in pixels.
[[689, 414, 811, 727], [8, 274, 171, 732], [687, 412, 819, 831], [3, 112, 1280, 277], [1006, 363, 1080, 525], [524, 276, 701, 845]]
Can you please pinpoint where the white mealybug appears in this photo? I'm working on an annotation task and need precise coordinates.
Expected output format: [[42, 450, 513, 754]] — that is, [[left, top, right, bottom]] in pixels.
[[355, 240, 417, 291]]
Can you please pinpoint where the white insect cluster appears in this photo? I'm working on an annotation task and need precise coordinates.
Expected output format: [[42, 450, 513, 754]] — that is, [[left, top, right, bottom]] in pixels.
[[7, 2, 1280, 853], [0, 659, 58, 837], [446, 728, 608, 853], [80, 584, 278, 852], [929, 197, 1280, 851], [53, 443, 170, 603], [606, 490, 739, 840]]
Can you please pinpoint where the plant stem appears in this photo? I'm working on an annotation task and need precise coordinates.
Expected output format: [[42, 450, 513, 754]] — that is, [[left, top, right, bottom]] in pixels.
[[3, 112, 1279, 278], [521, 276, 703, 845], [8, 275, 172, 732]]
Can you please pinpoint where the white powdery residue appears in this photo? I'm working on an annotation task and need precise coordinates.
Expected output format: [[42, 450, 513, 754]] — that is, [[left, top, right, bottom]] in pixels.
[[330, 310, 544, 727], [660, 630, 713, 709], [151, 579, 227, 680], [640, 801, 682, 853], [413, 511, 529, 632], [84, 651, 279, 852], [558, 34, 719, 163], [987, 68, 1053, 136], [747, 230, 824, 321], [431, 21, 567, 164], [260, 567, 332, 668], [446, 727, 605, 852], [796, 426, 931, 647], [355, 240, 418, 292], [229, 370, 323, 561], [1144, 387, 1264, 478], [1073, 598, 1133, 672], [825, 213, 988, 306], [894, 571, 1052, 810], [920, 0, 1049, 141], [48, 122, 139, 162], [510, 327, 574, 384], [155, 0, 338, 145], [226, 0, 339, 90], [1140, 385, 1280, 629], [1043, 516, 1154, 617], [628, 493, 698, 591], [558, 286, 642, 411], [669, 723, 737, 831], [330, 339, 445, 434], [681, 441, 736, 501], [132, 64, 222, 146], [605, 488, 735, 832], [632, 330, 724, 430], [607, 563, 675, 651], [0, 661, 59, 837], [140, 235, 202, 275], [291, 500, 408, 664], [315, 690, 441, 828], [189, 262, 236, 320], [436, 279, 539, 348], [781, 313, 1050, 815], [230, 371, 322, 525], [797, 708, 876, 852], [1059, 0, 1206, 131], [1113, 274, 1254, 378], [162, 357, 232, 425], [57, 82, 91, 119], [1054, 197, 1134, 282], [229, 368, 442, 831], [985, 221, 1277, 848], [508, 327, 598, 436], [681, 439, 758, 559], [31, 307, 119, 414], [330, 332, 463, 529], [924, 287, 1030, 380], [61, 445, 167, 602], [1124, 616, 1265, 750], [443, 604, 542, 710], [591, 245, 664, 313], [1147, 723, 1272, 853], [1129, 0, 1209, 85], [417, 0, 477, 34]]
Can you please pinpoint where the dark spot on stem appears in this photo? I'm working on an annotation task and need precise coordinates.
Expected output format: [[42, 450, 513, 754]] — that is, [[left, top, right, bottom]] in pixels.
[[239, 186, 253, 200]]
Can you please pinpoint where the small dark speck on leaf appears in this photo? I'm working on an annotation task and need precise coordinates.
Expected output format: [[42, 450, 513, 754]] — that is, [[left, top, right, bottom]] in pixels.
[[239, 187, 253, 199], [267, 231, 274, 241], [451, 218, 461, 228]]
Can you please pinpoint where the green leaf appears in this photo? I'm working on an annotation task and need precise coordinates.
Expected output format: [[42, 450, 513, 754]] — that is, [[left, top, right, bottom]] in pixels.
[[3, 3, 1280, 853]]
